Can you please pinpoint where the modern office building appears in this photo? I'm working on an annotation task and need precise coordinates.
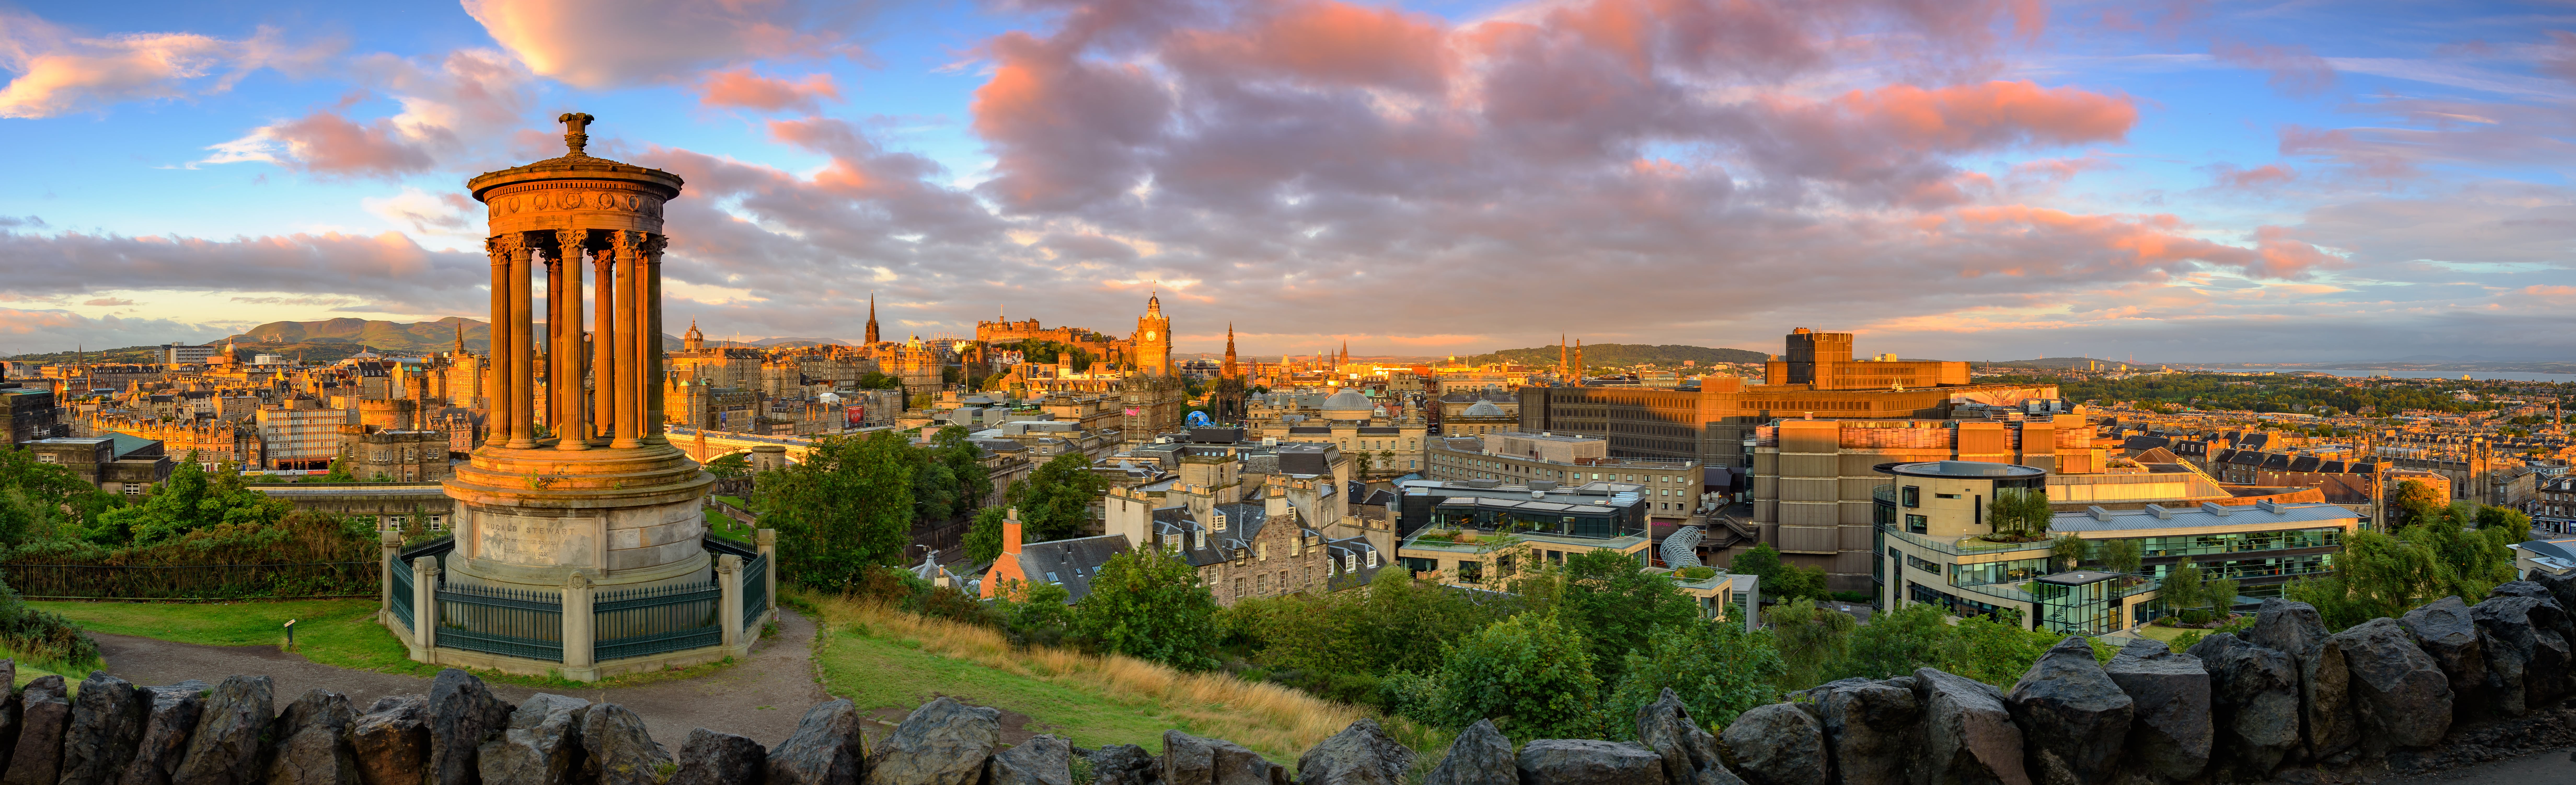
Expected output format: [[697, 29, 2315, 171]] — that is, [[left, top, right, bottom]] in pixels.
[[1425, 432, 1706, 520]]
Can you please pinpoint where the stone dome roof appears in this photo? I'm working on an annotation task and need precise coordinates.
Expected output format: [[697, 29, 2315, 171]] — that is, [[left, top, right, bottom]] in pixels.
[[1462, 400, 1507, 417], [1322, 389, 1373, 417]]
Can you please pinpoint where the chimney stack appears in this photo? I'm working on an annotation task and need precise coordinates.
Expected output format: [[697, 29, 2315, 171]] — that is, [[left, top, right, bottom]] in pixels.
[[1003, 507, 1023, 555]]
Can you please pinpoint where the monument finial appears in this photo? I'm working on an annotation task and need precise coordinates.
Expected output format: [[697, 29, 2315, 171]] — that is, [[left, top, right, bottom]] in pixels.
[[558, 112, 596, 156]]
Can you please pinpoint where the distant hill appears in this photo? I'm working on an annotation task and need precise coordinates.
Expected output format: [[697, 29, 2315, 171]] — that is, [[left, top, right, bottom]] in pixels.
[[1466, 344, 1771, 368], [229, 317, 491, 355], [1985, 357, 2183, 370]]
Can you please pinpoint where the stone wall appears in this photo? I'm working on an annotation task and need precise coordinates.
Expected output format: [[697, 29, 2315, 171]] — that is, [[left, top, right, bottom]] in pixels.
[[14, 574, 2576, 785]]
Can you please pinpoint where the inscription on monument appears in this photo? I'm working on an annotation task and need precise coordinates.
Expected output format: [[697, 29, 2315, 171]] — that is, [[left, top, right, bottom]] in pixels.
[[478, 516, 591, 566]]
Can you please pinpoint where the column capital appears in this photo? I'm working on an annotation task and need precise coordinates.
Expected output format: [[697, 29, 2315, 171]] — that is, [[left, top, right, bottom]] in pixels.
[[486, 234, 524, 260], [640, 234, 668, 258]]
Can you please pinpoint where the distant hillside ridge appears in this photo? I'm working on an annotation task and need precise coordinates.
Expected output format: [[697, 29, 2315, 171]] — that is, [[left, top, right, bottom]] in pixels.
[[1466, 343, 1771, 368], [228, 317, 491, 353]]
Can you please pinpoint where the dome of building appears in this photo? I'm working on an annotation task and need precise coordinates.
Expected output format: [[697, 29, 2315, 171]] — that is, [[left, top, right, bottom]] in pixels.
[[817, 392, 842, 404], [1462, 400, 1507, 417], [1322, 389, 1374, 418]]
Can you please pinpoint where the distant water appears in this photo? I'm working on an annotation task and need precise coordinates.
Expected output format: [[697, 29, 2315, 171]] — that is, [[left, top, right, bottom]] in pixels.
[[2210, 368, 2576, 383]]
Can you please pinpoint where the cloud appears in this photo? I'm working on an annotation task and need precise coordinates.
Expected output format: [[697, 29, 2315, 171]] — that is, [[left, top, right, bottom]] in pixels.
[[0, 226, 486, 318], [0, 308, 232, 353], [0, 12, 336, 118], [462, 0, 864, 88], [2206, 162, 2296, 190], [2212, 39, 2336, 97], [80, 298, 135, 306], [198, 49, 536, 177], [697, 68, 841, 112]]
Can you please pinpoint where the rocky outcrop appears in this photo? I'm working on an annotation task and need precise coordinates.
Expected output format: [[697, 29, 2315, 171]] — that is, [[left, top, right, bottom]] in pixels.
[[171, 675, 274, 785], [666, 729, 763, 785], [1912, 667, 2029, 785], [2104, 639, 2211, 782], [0, 661, 18, 775], [2401, 595, 2486, 715], [269, 690, 363, 785], [576, 704, 667, 785], [115, 684, 205, 785], [2246, 599, 2358, 763], [427, 670, 512, 785], [1421, 720, 1514, 785], [2, 675, 70, 785], [1813, 678, 1918, 785], [868, 697, 999, 785], [1716, 703, 1822, 785], [2187, 633, 2300, 777], [2333, 617, 2453, 750], [2471, 594, 2574, 716], [986, 735, 1071, 785], [2006, 637, 2133, 785], [1632, 690, 1743, 785], [767, 699, 865, 785], [1293, 719, 1413, 785], [476, 694, 589, 785], [348, 696, 428, 785], [61, 672, 147, 785], [1514, 739, 1665, 785], [1158, 730, 1281, 785], [1083, 744, 1159, 785]]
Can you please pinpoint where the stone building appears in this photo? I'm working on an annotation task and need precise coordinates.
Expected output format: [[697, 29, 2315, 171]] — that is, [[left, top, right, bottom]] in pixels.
[[21, 435, 173, 496], [1118, 372, 1186, 444], [340, 425, 450, 483], [1133, 292, 1171, 377]]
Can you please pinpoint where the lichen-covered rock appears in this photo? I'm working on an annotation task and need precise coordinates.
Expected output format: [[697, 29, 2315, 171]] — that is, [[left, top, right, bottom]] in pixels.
[[427, 670, 513, 785], [1817, 679, 1918, 785], [171, 675, 275, 785], [2247, 598, 2358, 762], [114, 684, 205, 785], [1420, 720, 1514, 785], [1293, 719, 1413, 785], [868, 696, 999, 785], [1084, 744, 1158, 785], [348, 696, 427, 785], [578, 703, 668, 785], [2472, 594, 2575, 716], [767, 699, 864, 785], [1912, 668, 2029, 785], [667, 729, 763, 785], [2007, 637, 2134, 785], [2489, 581, 2551, 600], [1159, 731, 1281, 785], [1717, 703, 1823, 785], [477, 694, 590, 785], [1634, 690, 1744, 785], [2531, 570, 2576, 614], [2334, 617, 2453, 750], [1514, 739, 1665, 785], [61, 671, 147, 785], [2402, 595, 2486, 714], [268, 689, 363, 785], [2186, 633, 2299, 777], [2105, 641, 2211, 782], [988, 735, 1072, 785], [1, 675, 70, 785]]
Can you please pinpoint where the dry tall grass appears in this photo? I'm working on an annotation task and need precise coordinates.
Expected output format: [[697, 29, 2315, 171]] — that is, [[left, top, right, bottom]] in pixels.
[[797, 589, 1444, 761]]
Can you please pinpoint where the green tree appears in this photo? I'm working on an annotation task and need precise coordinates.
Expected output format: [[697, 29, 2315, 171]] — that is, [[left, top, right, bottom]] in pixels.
[[757, 430, 918, 587], [2160, 560, 2206, 618], [92, 459, 290, 546], [2050, 533, 2090, 572], [1728, 543, 1828, 602], [2098, 538, 2144, 576], [932, 426, 994, 513], [2476, 506, 2534, 543], [2389, 480, 2445, 529], [911, 453, 959, 523], [1510, 549, 1701, 686], [703, 452, 751, 479], [1833, 601, 1945, 681], [1007, 453, 1109, 543], [320, 456, 356, 482], [1075, 548, 1223, 671], [962, 507, 1009, 564], [1432, 613, 1601, 742], [1604, 620, 1785, 735], [1990, 488, 2053, 540], [1767, 598, 1857, 687], [1353, 569, 1502, 676]]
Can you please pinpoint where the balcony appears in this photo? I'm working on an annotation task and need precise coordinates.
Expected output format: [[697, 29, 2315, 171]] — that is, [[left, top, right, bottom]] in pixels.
[[1877, 523, 2054, 557]]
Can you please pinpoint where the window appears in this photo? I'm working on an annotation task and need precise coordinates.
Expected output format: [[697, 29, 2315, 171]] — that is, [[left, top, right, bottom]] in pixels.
[[1045, 572, 1060, 583], [1345, 553, 1357, 573], [1256, 574, 1269, 594], [1233, 578, 1245, 599], [1901, 486, 1920, 507], [1935, 492, 1960, 499], [123, 483, 143, 496], [1195, 531, 1206, 549], [33, 454, 56, 464], [1366, 550, 1378, 568], [1906, 514, 1928, 534], [1304, 567, 1313, 585], [388, 516, 407, 530], [429, 515, 445, 530]]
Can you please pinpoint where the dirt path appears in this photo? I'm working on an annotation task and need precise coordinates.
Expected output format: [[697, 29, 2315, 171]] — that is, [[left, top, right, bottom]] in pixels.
[[89, 608, 829, 748], [2380, 747, 2575, 784]]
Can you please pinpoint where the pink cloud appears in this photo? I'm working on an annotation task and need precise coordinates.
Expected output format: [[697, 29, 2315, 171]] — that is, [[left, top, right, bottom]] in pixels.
[[0, 12, 335, 118], [462, 0, 857, 88], [698, 69, 840, 112], [1812, 81, 2136, 152], [1164, 0, 1452, 92], [2207, 163, 2296, 190], [2212, 39, 2337, 97], [199, 49, 534, 178]]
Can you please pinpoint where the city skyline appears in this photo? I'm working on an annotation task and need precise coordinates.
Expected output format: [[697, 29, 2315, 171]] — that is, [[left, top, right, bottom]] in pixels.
[[4, 1, 2574, 362]]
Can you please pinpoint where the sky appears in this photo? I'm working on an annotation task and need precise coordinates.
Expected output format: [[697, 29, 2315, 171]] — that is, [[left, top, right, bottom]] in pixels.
[[1, 0, 2572, 364]]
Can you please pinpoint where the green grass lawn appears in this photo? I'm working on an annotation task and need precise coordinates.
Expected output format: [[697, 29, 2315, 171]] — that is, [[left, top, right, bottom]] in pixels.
[[812, 625, 1184, 751]]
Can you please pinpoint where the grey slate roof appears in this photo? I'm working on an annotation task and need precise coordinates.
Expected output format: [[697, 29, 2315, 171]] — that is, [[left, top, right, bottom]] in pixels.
[[1012, 534, 1133, 604]]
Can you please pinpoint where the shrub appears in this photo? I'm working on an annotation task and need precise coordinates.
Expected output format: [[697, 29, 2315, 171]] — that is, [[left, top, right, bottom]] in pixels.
[[1678, 566, 1717, 580], [1431, 612, 1601, 742]]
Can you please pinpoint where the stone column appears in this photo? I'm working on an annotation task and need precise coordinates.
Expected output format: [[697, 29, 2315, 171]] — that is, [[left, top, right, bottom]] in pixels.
[[554, 230, 589, 451], [561, 570, 597, 682], [593, 243, 617, 444], [544, 242, 563, 434], [643, 235, 670, 443], [485, 236, 515, 445], [612, 231, 644, 449], [756, 527, 777, 624], [717, 555, 745, 657], [507, 238, 537, 448], [411, 556, 439, 660], [379, 529, 402, 617]]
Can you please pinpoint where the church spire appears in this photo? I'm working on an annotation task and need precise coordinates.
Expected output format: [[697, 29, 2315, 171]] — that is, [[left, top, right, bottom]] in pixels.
[[1223, 323, 1238, 379], [454, 321, 466, 354], [865, 293, 881, 345]]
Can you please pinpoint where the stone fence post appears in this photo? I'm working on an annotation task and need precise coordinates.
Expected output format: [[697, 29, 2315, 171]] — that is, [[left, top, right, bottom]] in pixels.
[[756, 528, 778, 621], [411, 556, 438, 661], [561, 571, 596, 682], [718, 555, 746, 658], [378, 530, 402, 618]]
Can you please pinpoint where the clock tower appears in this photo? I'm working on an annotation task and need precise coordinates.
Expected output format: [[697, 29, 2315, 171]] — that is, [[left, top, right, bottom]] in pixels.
[[1134, 291, 1171, 376]]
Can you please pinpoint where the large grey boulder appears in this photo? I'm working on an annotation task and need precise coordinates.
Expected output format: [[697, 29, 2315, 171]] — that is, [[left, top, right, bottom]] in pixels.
[[171, 675, 275, 785], [62, 671, 147, 785], [2007, 637, 2133, 785], [579, 704, 669, 785], [269, 689, 363, 785], [115, 684, 206, 785], [988, 735, 1072, 785], [2531, 570, 2576, 613], [1717, 703, 1823, 785], [1816, 679, 1918, 785], [767, 699, 865, 785], [1421, 720, 1512, 785], [2104, 642, 2211, 782], [1084, 744, 1158, 785], [868, 697, 999, 785], [1159, 731, 1281, 785], [476, 694, 590, 785], [2247, 599, 2358, 762], [348, 696, 428, 785], [1294, 719, 1413, 785], [2488, 581, 2551, 599], [2333, 618, 2453, 750], [2401, 596, 2486, 713], [1912, 668, 2030, 785], [1, 675, 69, 785], [2471, 594, 2574, 716], [2186, 633, 2299, 777], [1515, 739, 1664, 785], [427, 670, 514, 785], [0, 662, 18, 775], [667, 729, 764, 785], [1634, 690, 1743, 785]]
